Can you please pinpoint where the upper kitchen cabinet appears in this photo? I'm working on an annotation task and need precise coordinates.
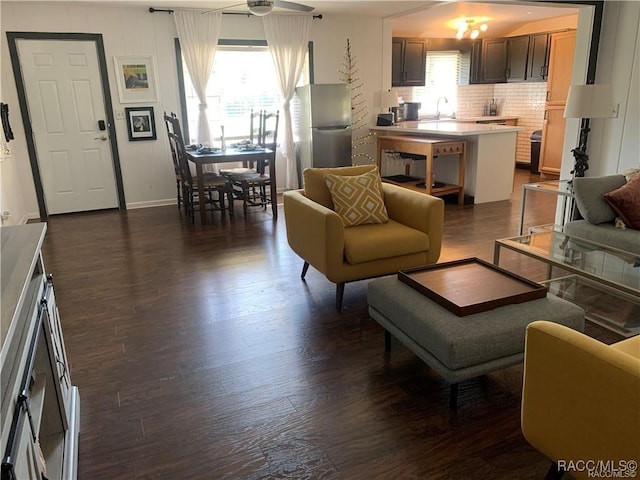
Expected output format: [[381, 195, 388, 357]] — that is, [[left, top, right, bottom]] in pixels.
[[527, 33, 550, 82], [470, 38, 507, 84], [507, 33, 551, 82], [546, 31, 576, 104], [392, 37, 427, 87], [506, 35, 530, 82]]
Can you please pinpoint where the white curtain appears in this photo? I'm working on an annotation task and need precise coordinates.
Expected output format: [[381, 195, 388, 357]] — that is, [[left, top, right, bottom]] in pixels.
[[263, 15, 312, 190], [174, 10, 222, 146]]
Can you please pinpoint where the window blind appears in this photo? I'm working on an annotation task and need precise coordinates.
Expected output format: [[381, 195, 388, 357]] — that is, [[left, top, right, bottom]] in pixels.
[[414, 51, 460, 117]]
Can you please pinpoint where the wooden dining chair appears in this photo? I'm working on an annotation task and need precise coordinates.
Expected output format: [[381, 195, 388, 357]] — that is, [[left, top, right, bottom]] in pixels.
[[163, 111, 184, 209], [222, 110, 279, 215], [164, 112, 233, 221]]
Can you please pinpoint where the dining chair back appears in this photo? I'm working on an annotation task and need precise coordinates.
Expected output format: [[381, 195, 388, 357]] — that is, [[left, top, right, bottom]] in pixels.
[[258, 110, 279, 174], [163, 111, 184, 207], [249, 109, 263, 145], [164, 113, 194, 185], [220, 109, 279, 215]]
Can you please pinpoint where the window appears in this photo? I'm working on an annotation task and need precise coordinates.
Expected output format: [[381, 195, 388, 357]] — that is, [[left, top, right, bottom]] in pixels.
[[180, 42, 309, 144], [414, 51, 459, 117]]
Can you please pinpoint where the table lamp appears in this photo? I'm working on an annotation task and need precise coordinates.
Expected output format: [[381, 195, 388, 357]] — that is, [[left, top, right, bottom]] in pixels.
[[563, 84, 614, 179]]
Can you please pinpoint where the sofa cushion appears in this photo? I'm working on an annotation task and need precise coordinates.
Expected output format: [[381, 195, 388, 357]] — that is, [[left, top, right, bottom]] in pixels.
[[343, 219, 429, 264], [573, 175, 626, 224], [604, 176, 640, 229], [324, 169, 389, 227], [303, 165, 378, 209], [564, 219, 640, 256]]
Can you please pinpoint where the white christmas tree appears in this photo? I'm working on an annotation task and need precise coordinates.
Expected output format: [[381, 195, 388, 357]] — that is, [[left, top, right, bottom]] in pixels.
[[338, 39, 374, 163]]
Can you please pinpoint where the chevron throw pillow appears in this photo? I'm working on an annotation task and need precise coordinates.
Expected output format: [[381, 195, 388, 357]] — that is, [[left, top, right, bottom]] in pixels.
[[324, 169, 389, 227]]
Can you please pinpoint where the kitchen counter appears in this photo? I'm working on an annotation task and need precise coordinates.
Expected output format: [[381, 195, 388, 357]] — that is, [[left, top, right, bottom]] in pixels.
[[372, 121, 522, 137], [371, 122, 521, 204]]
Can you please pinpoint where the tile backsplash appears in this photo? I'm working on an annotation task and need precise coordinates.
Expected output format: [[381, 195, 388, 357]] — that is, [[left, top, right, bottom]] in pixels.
[[395, 82, 547, 164]]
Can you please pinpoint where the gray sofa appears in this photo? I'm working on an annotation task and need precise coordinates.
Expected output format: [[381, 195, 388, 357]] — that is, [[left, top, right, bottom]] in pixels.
[[564, 175, 640, 256]]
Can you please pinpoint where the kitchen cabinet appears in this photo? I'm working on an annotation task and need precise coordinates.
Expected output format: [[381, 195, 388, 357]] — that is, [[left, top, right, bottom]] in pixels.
[[539, 30, 576, 175], [1, 224, 80, 480], [507, 33, 551, 82], [545, 31, 576, 104], [470, 38, 507, 84], [527, 33, 550, 82], [470, 32, 555, 84], [539, 105, 567, 175], [392, 37, 426, 87], [506, 35, 530, 82]]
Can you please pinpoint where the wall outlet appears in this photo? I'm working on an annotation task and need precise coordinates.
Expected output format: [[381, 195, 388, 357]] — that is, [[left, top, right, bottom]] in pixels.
[[115, 110, 125, 120]]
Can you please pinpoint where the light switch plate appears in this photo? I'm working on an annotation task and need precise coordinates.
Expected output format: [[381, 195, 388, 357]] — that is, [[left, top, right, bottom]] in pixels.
[[115, 110, 125, 120]]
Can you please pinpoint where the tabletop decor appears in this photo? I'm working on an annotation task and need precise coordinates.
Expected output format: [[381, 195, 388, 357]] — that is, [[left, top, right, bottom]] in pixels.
[[113, 55, 159, 103], [125, 106, 156, 141]]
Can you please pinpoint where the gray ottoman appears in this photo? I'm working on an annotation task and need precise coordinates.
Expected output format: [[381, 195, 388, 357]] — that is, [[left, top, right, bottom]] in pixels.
[[367, 276, 585, 407]]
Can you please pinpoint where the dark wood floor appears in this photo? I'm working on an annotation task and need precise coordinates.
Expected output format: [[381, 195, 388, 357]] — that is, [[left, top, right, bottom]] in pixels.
[[40, 169, 619, 479]]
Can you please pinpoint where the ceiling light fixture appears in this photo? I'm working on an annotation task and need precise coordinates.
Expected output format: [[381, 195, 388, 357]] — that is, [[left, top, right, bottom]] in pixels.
[[452, 17, 489, 40], [248, 0, 274, 16]]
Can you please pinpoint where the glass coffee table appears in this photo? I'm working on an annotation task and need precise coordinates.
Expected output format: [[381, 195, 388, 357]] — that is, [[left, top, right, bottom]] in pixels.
[[494, 229, 640, 337]]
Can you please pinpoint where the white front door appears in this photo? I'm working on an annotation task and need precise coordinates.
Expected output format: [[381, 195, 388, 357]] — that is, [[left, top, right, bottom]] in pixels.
[[17, 39, 118, 214]]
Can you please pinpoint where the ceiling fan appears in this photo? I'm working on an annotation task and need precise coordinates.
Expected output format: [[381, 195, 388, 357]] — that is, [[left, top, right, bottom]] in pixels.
[[204, 0, 315, 16]]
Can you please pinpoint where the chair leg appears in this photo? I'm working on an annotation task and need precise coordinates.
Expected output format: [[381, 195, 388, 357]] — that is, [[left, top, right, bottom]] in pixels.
[[335, 282, 345, 310], [301, 261, 310, 279], [227, 187, 234, 218], [242, 182, 249, 216], [384, 330, 392, 352], [218, 188, 226, 215]]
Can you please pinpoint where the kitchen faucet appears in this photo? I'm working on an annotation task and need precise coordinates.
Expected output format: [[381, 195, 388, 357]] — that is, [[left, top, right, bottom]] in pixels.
[[436, 96, 448, 119]]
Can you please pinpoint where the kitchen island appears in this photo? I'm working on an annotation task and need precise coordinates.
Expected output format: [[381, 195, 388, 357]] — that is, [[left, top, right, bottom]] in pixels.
[[371, 120, 522, 204]]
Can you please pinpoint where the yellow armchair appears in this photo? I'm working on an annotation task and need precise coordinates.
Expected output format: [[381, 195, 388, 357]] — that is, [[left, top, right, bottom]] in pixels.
[[283, 165, 444, 309], [522, 321, 640, 479]]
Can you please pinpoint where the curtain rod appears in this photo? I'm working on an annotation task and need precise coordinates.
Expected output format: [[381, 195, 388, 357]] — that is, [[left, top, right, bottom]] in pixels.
[[148, 7, 323, 19]]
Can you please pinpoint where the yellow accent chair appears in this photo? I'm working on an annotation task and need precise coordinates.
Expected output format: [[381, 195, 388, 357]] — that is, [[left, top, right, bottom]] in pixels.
[[283, 165, 444, 309], [521, 321, 640, 479]]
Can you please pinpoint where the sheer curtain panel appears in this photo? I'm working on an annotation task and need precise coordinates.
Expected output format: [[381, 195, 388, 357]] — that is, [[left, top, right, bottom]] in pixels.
[[262, 15, 312, 190], [174, 10, 222, 147]]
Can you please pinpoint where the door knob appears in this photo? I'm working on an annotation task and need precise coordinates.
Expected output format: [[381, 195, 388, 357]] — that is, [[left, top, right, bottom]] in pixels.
[[94, 135, 108, 141]]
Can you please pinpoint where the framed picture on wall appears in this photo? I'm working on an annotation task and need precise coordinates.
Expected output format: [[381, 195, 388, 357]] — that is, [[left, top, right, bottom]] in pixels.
[[125, 106, 157, 141], [113, 55, 159, 103]]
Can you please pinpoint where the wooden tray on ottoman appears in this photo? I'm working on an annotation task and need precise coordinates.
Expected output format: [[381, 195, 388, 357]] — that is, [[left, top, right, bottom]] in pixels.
[[398, 258, 547, 316]]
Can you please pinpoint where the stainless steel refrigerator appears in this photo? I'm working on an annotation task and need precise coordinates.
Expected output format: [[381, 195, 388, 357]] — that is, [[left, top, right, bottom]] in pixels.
[[294, 84, 352, 187]]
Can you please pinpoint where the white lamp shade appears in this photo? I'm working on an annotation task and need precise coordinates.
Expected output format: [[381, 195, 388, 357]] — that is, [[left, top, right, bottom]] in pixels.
[[381, 90, 399, 108], [564, 84, 613, 119]]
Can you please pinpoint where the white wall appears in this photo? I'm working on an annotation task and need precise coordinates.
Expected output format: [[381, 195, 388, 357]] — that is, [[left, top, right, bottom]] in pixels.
[[0, 2, 387, 225]]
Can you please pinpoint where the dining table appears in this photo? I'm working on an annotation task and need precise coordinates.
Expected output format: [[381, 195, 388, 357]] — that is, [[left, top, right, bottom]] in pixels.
[[186, 147, 277, 224]]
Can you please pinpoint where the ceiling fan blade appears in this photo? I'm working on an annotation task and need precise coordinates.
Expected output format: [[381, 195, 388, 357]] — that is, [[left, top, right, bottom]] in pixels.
[[274, 0, 315, 12], [202, 3, 245, 14]]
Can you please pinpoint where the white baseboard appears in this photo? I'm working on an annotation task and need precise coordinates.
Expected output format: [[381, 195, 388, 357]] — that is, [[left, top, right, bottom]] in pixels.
[[126, 199, 176, 209]]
